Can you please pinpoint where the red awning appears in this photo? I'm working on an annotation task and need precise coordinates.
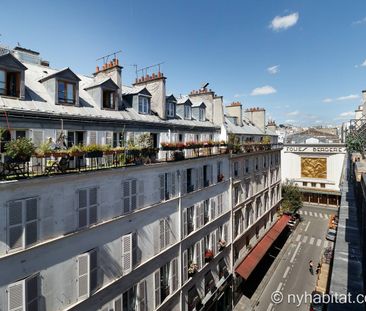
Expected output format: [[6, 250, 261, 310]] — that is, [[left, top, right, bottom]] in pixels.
[[235, 215, 290, 280]]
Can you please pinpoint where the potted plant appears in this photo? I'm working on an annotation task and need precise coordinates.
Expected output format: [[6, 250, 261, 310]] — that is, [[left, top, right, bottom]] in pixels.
[[83, 144, 104, 158], [68, 144, 84, 157], [35, 140, 53, 157], [173, 150, 185, 161], [217, 173, 224, 182], [204, 249, 214, 262], [103, 144, 114, 155], [4, 137, 35, 163], [188, 262, 198, 277]]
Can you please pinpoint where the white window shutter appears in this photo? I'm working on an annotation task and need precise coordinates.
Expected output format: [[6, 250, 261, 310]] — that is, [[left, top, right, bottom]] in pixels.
[[200, 239, 205, 268], [223, 223, 228, 242], [105, 131, 113, 146], [165, 218, 171, 246], [182, 250, 188, 283], [183, 208, 188, 237], [181, 170, 187, 194], [215, 229, 220, 254], [159, 219, 165, 250], [195, 241, 201, 269], [194, 204, 200, 230], [170, 258, 178, 293], [8, 200, 24, 251], [122, 181, 131, 214], [138, 280, 147, 311], [88, 131, 97, 145], [114, 295, 122, 311], [138, 180, 144, 209], [8, 280, 25, 311], [88, 188, 98, 225], [159, 174, 165, 201], [209, 232, 215, 253], [122, 233, 133, 274], [171, 172, 176, 197], [131, 179, 137, 211], [200, 203, 204, 227], [31, 130, 44, 147], [77, 253, 90, 300], [210, 198, 215, 221], [154, 269, 161, 308]]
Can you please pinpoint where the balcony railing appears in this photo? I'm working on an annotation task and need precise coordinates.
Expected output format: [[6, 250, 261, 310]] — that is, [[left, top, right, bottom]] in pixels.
[[0, 143, 283, 181]]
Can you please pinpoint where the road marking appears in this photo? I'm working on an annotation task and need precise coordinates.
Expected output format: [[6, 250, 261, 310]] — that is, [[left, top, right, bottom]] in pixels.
[[276, 282, 283, 292], [314, 212, 318, 217], [304, 211, 308, 215], [267, 303, 274, 311], [316, 239, 322, 246], [299, 210, 303, 215], [296, 234, 301, 242], [319, 213, 323, 218], [324, 240, 329, 248], [309, 211, 313, 217], [305, 221, 311, 232], [283, 266, 290, 278], [290, 242, 301, 263], [309, 237, 315, 245], [302, 235, 308, 243]]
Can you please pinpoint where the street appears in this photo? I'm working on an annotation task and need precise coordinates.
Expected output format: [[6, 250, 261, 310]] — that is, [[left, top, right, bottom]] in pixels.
[[253, 205, 337, 311]]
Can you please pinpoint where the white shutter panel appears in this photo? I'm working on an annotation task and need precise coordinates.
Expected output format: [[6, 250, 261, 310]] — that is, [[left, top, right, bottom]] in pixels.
[[195, 241, 201, 269], [171, 172, 176, 197], [183, 208, 188, 237], [8, 200, 24, 250], [77, 253, 90, 300], [105, 131, 113, 146], [210, 198, 216, 221], [122, 181, 131, 214], [114, 295, 122, 311], [170, 258, 178, 293], [223, 223, 228, 242], [159, 174, 165, 201], [215, 229, 219, 254], [8, 280, 24, 311], [138, 180, 144, 209], [200, 203, 204, 227], [122, 233, 133, 274], [200, 239, 205, 268], [165, 218, 171, 246], [31, 130, 44, 147], [195, 204, 200, 230], [88, 131, 97, 145], [88, 188, 98, 225], [154, 269, 161, 308], [181, 169, 187, 195], [131, 179, 137, 211], [159, 219, 165, 250], [209, 232, 215, 253], [182, 250, 188, 283]]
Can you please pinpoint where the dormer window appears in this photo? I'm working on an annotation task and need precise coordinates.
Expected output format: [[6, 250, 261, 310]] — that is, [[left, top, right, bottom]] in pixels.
[[103, 90, 115, 109], [166, 101, 175, 117], [58, 80, 75, 104], [139, 96, 150, 114], [184, 105, 191, 119], [0, 69, 20, 97]]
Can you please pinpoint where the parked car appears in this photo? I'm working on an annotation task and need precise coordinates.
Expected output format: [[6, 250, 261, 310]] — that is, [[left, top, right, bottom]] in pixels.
[[326, 228, 337, 241], [310, 290, 325, 311]]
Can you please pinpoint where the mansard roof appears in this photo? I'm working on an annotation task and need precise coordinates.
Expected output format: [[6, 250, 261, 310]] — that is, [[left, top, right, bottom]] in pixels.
[[0, 52, 28, 71], [84, 77, 119, 91], [38, 67, 81, 83]]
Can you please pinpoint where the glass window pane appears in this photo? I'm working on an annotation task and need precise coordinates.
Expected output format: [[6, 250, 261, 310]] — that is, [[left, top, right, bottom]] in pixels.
[[26, 199, 38, 221], [67, 83, 74, 103], [0, 70, 5, 94], [25, 222, 37, 245], [9, 201, 22, 225], [58, 81, 65, 101], [79, 209, 87, 228]]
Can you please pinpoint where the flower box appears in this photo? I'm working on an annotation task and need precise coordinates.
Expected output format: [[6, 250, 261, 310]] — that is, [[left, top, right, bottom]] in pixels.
[[85, 150, 103, 158]]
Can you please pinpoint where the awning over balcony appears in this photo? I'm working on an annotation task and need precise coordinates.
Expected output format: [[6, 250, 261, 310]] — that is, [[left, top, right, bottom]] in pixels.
[[235, 215, 290, 280]]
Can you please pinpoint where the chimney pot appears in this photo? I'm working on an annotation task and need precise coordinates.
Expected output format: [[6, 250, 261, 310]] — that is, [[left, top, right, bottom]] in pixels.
[[110, 61, 113, 68], [152, 73, 156, 79], [96, 66, 99, 72]]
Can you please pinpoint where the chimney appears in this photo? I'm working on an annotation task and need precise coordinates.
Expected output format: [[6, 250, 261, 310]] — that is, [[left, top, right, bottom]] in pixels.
[[189, 87, 216, 123], [362, 90, 366, 117], [226, 102, 243, 126], [133, 71, 167, 119], [93, 58, 123, 108], [244, 107, 266, 132], [266, 120, 277, 133]]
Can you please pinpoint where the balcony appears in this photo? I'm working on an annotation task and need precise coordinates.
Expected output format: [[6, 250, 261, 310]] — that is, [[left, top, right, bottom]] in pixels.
[[0, 139, 283, 181]]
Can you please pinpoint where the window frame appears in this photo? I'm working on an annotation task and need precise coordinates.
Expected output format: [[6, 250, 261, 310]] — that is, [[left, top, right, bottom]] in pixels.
[[102, 89, 116, 109], [58, 80, 76, 104], [138, 95, 150, 114], [77, 187, 98, 229]]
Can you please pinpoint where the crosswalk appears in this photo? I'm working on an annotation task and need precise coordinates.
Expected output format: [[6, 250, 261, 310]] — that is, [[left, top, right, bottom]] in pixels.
[[294, 234, 330, 248], [299, 210, 330, 219]]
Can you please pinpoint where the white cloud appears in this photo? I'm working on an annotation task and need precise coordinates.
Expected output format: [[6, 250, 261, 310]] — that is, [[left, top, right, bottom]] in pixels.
[[336, 94, 359, 101], [270, 12, 299, 31], [353, 17, 366, 25], [286, 110, 299, 116], [267, 65, 280, 75], [234, 93, 245, 98], [335, 111, 354, 120], [250, 85, 277, 96], [284, 119, 296, 124], [322, 98, 333, 103], [361, 59, 366, 67]]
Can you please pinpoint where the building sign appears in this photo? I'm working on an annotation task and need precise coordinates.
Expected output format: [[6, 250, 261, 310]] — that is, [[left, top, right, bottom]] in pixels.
[[301, 157, 327, 179], [284, 146, 346, 153]]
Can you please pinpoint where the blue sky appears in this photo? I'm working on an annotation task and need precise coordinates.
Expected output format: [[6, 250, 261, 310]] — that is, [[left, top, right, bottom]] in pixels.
[[1, 0, 366, 126]]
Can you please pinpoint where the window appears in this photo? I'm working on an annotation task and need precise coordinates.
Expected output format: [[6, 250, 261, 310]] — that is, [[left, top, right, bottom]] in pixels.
[[183, 206, 195, 236], [187, 287, 201, 311], [154, 259, 178, 307], [203, 164, 213, 187], [159, 172, 176, 201], [203, 200, 210, 225], [8, 274, 40, 311], [113, 132, 124, 147], [217, 161, 223, 182], [122, 285, 137, 311], [7, 197, 38, 251], [0, 69, 20, 97], [218, 258, 228, 279], [204, 272, 215, 295], [123, 179, 144, 213], [233, 162, 239, 177], [184, 105, 191, 119], [159, 218, 172, 250], [138, 96, 150, 114], [58, 80, 75, 104], [103, 90, 115, 109], [137, 280, 147, 311], [321, 183, 326, 188], [77, 187, 98, 229], [166, 101, 175, 117], [303, 182, 308, 187], [217, 194, 223, 215], [245, 159, 249, 174], [311, 182, 317, 188], [77, 249, 100, 300]]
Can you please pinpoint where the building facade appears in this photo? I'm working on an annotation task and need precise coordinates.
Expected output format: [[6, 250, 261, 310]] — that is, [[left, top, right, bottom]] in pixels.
[[0, 46, 282, 311]]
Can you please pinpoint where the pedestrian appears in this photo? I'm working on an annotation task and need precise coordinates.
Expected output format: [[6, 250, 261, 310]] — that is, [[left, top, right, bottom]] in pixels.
[[316, 263, 321, 274], [309, 260, 313, 274]]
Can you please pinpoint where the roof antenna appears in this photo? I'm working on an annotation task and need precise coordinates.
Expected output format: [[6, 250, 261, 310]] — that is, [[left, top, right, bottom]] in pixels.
[[96, 50, 122, 65]]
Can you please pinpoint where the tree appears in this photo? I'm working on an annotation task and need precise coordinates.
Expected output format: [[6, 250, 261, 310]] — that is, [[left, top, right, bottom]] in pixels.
[[281, 180, 303, 213]]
